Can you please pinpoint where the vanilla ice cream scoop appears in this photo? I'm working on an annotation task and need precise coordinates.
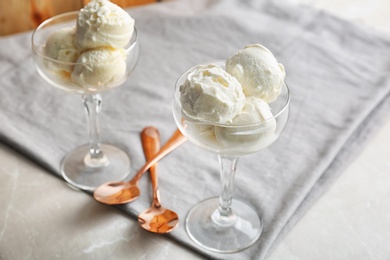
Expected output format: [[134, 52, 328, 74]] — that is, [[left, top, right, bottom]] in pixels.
[[226, 44, 285, 103], [71, 47, 126, 90], [44, 26, 80, 74], [215, 96, 277, 147], [231, 96, 275, 125], [180, 64, 246, 124], [76, 0, 135, 49]]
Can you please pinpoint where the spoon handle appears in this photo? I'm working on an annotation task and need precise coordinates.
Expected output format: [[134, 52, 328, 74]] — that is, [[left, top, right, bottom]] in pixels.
[[133, 128, 187, 182], [141, 126, 161, 206]]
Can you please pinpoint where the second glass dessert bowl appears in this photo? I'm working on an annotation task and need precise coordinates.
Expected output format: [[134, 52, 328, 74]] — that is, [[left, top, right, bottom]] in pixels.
[[172, 62, 290, 253], [31, 12, 139, 191]]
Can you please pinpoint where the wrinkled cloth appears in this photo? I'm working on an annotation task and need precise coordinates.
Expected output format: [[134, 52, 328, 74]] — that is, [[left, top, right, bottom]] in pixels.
[[0, 0, 390, 259]]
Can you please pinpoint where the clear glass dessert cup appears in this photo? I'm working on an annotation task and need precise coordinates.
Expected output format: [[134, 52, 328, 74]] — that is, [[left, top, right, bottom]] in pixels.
[[172, 62, 290, 253], [31, 12, 139, 191]]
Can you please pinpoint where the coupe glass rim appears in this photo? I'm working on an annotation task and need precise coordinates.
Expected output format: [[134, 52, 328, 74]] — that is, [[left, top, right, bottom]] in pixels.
[[173, 61, 291, 128], [31, 11, 138, 66]]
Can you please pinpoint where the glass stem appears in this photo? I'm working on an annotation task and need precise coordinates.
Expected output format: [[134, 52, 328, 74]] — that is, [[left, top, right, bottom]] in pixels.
[[83, 94, 108, 167], [212, 155, 239, 227]]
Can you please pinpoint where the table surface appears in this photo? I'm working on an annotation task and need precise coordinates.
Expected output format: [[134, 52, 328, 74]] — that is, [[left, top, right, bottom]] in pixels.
[[1, 0, 390, 259]]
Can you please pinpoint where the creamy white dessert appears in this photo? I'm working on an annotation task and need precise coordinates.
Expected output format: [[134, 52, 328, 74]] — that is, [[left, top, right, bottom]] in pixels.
[[178, 45, 285, 154], [226, 44, 285, 103], [76, 0, 135, 49], [72, 47, 126, 90], [180, 64, 245, 124], [41, 0, 135, 93], [214, 97, 277, 147], [44, 27, 80, 75]]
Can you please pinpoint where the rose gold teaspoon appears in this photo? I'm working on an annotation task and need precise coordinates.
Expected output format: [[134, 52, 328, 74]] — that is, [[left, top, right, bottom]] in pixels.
[[93, 128, 186, 205], [138, 126, 179, 233]]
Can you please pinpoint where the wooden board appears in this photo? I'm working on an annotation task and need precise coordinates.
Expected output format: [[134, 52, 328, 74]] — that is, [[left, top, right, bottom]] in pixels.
[[0, 0, 157, 36]]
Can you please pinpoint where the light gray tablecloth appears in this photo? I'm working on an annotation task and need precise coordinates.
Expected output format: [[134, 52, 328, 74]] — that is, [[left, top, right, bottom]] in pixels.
[[1, 0, 390, 259]]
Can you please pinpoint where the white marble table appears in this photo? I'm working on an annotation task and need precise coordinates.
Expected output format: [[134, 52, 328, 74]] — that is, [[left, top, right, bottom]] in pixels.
[[1, 0, 390, 259]]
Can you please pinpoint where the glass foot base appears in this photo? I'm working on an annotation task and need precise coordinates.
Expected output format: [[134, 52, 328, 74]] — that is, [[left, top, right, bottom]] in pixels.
[[60, 144, 131, 191], [185, 197, 262, 253]]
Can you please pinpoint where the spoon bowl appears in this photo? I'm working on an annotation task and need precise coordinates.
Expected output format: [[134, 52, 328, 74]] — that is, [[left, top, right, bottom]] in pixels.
[[93, 181, 140, 204], [93, 128, 187, 205], [138, 206, 179, 233], [138, 126, 179, 233]]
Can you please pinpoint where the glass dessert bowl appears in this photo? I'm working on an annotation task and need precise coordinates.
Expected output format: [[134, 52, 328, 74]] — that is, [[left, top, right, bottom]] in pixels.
[[31, 10, 139, 191], [172, 61, 290, 253]]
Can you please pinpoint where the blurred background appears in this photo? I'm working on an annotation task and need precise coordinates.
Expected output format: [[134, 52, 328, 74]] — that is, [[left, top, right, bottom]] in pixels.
[[1, 0, 388, 36], [0, 0, 159, 36]]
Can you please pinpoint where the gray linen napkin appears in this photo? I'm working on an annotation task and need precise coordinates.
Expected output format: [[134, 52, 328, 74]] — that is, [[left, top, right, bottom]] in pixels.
[[1, 0, 390, 259]]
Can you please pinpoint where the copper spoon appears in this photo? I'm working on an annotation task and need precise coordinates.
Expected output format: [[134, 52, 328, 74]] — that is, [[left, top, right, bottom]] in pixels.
[[138, 126, 179, 233], [93, 128, 187, 205]]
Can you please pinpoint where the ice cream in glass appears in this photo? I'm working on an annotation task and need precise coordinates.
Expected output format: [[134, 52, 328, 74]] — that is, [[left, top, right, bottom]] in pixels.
[[172, 44, 290, 252], [32, 0, 139, 190]]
